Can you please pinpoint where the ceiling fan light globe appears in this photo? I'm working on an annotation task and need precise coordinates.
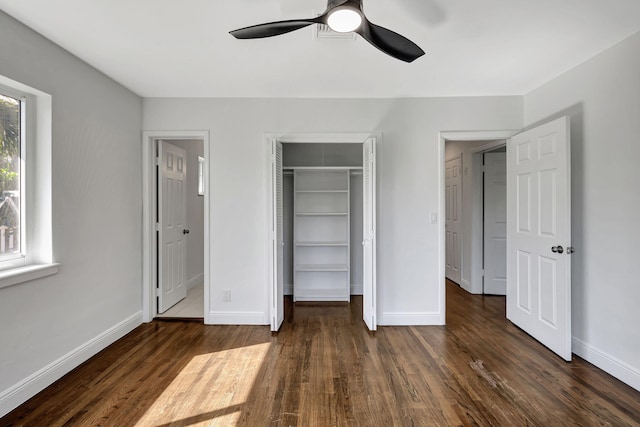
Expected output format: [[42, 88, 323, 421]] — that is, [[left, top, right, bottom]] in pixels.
[[327, 7, 363, 33]]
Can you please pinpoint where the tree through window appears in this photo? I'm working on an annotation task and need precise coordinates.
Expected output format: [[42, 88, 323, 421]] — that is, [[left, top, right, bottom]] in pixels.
[[0, 93, 21, 257]]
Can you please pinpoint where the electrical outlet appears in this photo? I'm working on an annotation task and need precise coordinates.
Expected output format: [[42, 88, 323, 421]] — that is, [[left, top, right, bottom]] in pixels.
[[223, 289, 231, 302]]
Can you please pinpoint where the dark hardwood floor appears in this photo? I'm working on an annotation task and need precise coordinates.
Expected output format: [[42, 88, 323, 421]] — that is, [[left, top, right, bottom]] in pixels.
[[3, 280, 640, 426]]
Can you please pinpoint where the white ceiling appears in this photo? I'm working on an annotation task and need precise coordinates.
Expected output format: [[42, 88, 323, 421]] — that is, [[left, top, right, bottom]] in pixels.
[[2, 0, 640, 98]]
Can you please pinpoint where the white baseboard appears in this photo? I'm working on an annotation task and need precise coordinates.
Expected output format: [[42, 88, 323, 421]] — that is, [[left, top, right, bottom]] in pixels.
[[0, 311, 143, 418], [380, 312, 444, 326], [187, 273, 204, 290], [572, 337, 640, 392], [460, 279, 473, 293], [205, 311, 267, 325], [284, 284, 362, 296], [350, 284, 363, 295]]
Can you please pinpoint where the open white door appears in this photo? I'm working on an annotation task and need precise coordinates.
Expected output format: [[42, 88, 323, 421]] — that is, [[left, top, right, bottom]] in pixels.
[[445, 156, 462, 284], [158, 140, 188, 313], [507, 117, 572, 361], [271, 140, 284, 331], [483, 152, 507, 295], [363, 138, 377, 331]]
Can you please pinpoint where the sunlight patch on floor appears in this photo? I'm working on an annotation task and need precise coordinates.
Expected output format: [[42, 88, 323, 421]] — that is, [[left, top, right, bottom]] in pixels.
[[134, 342, 272, 426]]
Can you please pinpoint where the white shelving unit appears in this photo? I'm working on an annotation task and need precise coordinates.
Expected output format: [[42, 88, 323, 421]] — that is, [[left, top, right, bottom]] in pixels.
[[293, 169, 350, 302]]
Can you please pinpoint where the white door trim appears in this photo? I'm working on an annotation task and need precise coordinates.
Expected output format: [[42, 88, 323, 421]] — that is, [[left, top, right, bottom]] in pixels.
[[438, 130, 518, 323], [265, 132, 381, 330], [142, 130, 210, 323]]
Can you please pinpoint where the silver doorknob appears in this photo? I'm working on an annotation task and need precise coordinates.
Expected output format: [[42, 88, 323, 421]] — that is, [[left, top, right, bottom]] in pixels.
[[551, 245, 564, 254]]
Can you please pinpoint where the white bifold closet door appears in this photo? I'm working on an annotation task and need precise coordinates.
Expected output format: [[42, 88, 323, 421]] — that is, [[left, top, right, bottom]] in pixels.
[[363, 138, 377, 331], [272, 140, 285, 332]]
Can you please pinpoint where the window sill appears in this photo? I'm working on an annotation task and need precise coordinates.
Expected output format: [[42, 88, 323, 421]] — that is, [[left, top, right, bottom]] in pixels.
[[0, 263, 60, 290]]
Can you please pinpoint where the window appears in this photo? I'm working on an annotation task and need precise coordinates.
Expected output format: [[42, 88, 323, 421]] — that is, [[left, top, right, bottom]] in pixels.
[[0, 75, 56, 287], [0, 91, 24, 268]]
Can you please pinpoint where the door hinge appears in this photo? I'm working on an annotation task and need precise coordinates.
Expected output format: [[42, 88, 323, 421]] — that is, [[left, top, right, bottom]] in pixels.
[[155, 156, 160, 166], [155, 222, 160, 231]]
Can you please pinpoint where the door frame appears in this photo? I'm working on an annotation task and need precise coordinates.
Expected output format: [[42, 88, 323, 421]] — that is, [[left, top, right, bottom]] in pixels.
[[142, 130, 210, 323], [265, 132, 380, 331], [438, 130, 517, 320]]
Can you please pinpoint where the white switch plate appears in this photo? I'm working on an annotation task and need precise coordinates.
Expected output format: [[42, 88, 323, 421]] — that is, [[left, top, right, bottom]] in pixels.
[[430, 212, 438, 224]]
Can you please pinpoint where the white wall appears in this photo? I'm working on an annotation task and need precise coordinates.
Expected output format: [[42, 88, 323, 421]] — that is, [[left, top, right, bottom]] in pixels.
[[0, 11, 142, 415], [350, 173, 363, 293], [283, 173, 294, 293], [171, 139, 205, 289], [524, 31, 640, 390], [143, 96, 522, 325]]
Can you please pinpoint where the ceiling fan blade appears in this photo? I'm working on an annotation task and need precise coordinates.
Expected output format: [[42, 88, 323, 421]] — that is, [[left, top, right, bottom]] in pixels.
[[356, 20, 425, 63], [230, 18, 321, 39]]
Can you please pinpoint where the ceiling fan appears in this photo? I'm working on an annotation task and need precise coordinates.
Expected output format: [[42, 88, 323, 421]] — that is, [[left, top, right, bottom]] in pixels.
[[229, 0, 425, 63]]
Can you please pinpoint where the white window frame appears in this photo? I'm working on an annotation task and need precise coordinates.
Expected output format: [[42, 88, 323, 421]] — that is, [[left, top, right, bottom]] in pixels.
[[0, 75, 58, 289]]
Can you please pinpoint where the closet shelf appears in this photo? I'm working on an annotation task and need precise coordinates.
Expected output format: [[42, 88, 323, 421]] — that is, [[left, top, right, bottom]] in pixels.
[[295, 241, 348, 247], [293, 168, 350, 302], [295, 264, 348, 272]]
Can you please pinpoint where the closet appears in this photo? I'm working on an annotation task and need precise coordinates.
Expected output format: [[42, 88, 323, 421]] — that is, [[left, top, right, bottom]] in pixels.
[[282, 143, 363, 302]]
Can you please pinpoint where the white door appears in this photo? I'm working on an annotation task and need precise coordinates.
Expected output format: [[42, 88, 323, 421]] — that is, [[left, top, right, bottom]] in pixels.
[[507, 117, 572, 361], [363, 138, 377, 331], [271, 140, 284, 331], [483, 152, 507, 295], [445, 156, 462, 284], [158, 141, 188, 313]]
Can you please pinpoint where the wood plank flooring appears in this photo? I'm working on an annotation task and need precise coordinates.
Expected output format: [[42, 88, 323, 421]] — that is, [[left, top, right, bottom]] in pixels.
[[3, 280, 640, 426]]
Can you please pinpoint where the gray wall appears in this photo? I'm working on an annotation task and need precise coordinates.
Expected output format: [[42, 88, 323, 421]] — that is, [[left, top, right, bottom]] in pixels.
[[524, 31, 640, 390], [283, 173, 294, 291], [0, 10, 142, 413], [171, 139, 205, 289], [143, 96, 523, 325], [350, 173, 363, 290]]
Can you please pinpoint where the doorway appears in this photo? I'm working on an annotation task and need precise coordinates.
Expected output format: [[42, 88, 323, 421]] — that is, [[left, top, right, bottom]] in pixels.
[[155, 139, 206, 318], [444, 138, 508, 295], [267, 133, 377, 332], [440, 120, 573, 361], [141, 131, 210, 323]]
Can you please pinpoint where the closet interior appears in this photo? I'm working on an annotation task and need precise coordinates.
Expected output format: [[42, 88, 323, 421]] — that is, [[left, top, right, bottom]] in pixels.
[[282, 143, 363, 302]]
